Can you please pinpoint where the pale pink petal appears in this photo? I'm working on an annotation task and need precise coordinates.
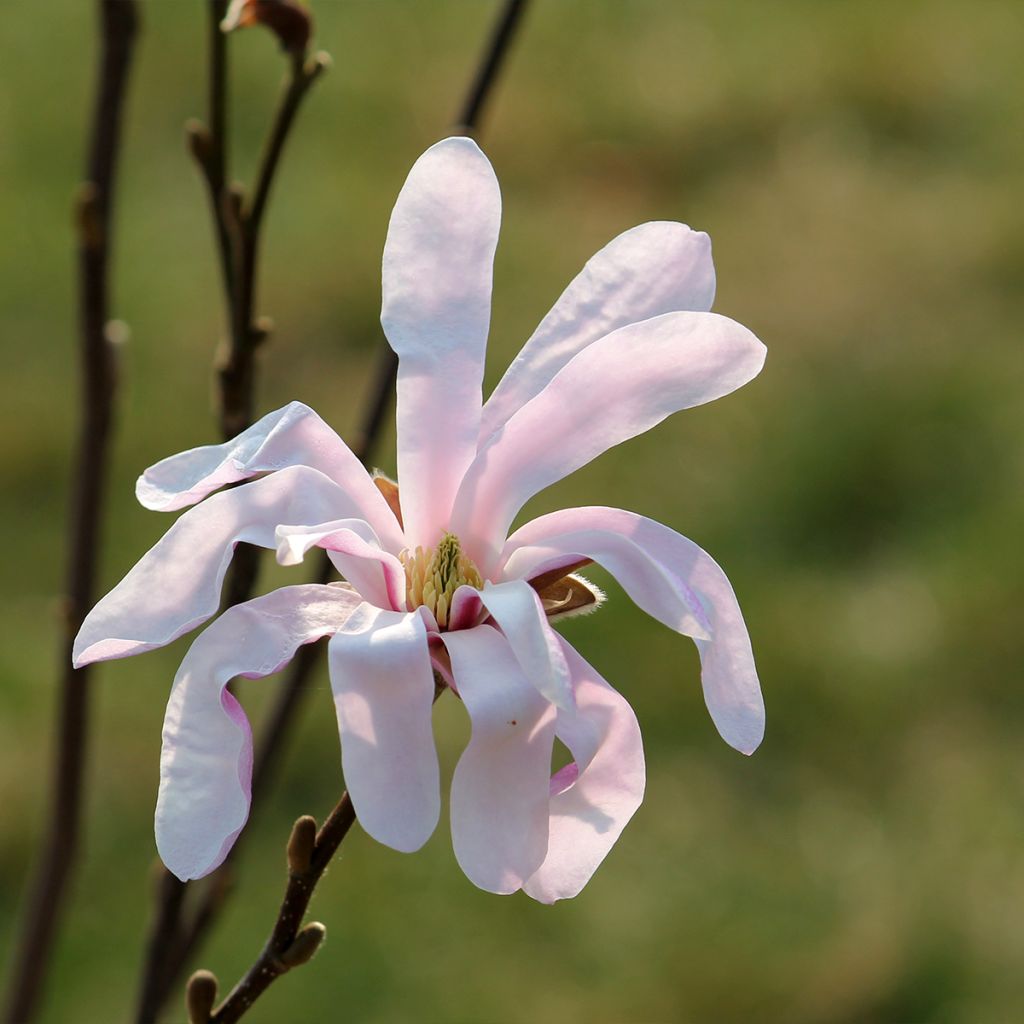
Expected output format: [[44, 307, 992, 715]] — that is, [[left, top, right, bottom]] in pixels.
[[480, 222, 715, 442], [381, 137, 501, 549], [328, 604, 439, 853], [276, 519, 406, 611], [524, 640, 645, 903], [136, 401, 404, 552], [73, 466, 356, 666], [156, 584, 359, 881], [503, 506, 763, 754], [477, 580, 574, 710], [448, 584, 484, 633], [443, 624, 555, 894], [452, 311, 766, 571], [501, 514, 712, 641]]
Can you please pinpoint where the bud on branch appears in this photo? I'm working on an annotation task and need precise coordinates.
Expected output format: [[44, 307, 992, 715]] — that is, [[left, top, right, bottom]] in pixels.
[[221, 0, 312, 57]]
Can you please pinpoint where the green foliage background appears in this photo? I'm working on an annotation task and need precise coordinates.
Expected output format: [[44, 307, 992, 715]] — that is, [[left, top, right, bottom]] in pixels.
[[2, 2, 1023, 1021]]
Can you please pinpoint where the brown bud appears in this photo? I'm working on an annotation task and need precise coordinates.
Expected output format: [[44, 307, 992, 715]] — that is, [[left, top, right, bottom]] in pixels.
[[287, 815, 317, 875], [251, 315, 274, 348], [185, 969, 218, 1024], [535, 572, 604, 622], [221, 0, 313, 57], [280, 922, 326, 967], [185, 119, 214, 165]]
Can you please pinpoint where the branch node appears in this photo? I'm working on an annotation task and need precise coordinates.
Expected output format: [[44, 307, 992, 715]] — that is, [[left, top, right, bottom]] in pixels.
[[251, 315, 274, 348], [186, 118, 215, 168], [74, 181, 103, 249]]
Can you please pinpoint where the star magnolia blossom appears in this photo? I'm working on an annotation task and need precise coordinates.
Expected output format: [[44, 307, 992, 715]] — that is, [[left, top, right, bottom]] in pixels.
[[73, 137, 766, 902]]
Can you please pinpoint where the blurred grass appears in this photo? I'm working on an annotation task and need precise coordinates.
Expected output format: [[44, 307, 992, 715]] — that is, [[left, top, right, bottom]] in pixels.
[[2, 1, 1023, 1022]]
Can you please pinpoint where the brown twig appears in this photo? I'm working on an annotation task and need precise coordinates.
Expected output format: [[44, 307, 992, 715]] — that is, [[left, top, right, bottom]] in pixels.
[[1, 4, 139, 1023], [197, 798, 357, 1023]]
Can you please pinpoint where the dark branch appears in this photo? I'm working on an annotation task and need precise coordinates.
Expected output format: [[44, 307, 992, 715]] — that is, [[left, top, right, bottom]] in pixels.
[[2, 3, 139, 1023], [455, 0, 529, 131]]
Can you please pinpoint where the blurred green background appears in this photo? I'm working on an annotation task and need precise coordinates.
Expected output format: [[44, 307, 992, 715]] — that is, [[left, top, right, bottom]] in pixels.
[[2, 1, 1023, 1021]]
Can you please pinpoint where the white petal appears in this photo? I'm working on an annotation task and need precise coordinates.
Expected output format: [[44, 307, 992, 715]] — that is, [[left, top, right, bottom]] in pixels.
[[477, 579, 574, 710], [481, 222, 715, 441], [443, 625, 555, 894], [156, 584, 359, 881], [524, 640, 645, 903], [136, 401, 403, 552], [503, 506, 763, 754], [501, 513, 712, 641], [381, 137, 501, 549], [452, 311, 766, 572], [328, 604, 439, 853], [276, 518, 406, 611], [73, 466, 358, 666]]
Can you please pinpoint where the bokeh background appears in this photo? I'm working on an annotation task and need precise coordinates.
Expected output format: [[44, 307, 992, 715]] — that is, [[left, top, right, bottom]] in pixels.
[[2, 1, 1023, 1021]]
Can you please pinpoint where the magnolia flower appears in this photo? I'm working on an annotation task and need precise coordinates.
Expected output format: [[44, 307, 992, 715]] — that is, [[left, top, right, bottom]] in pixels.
[[73, 137, 766, 903]]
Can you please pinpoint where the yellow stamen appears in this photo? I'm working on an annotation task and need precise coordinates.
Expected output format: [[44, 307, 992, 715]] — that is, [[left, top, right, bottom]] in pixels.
[[400, 533, 483, 629]]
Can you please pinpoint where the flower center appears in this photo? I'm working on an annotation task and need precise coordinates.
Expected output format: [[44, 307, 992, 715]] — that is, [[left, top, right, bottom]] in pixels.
[[400, 532, 483, 629]]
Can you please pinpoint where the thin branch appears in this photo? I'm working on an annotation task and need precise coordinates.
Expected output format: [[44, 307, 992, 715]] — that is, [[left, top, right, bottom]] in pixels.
[[202, 797, 357, 1023], [219, 51, 328, 440], [2, 3, 139, 1023], [187, 0, 233, 301], [455, 0, 530, 132]]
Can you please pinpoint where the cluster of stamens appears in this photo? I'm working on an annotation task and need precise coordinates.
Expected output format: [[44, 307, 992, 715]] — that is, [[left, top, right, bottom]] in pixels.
[[400, 532, 484, 629]]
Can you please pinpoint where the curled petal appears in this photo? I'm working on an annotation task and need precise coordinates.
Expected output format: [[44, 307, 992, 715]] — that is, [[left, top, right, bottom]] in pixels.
[[276, 519, 407, 611], [481, 221, 715, 441], [73, 466, 356, 666], [501, 515, 711, 641], [328, 605, 439, 853], [136, 401, 403, 552], [443, 625, 555, 894], [502, 506, 764, 754], [524, 641, 645, 903], [477, 580, 574, 710], [381, 137, 501, 549], [156, 584, 359, 881], [452, 311, 766, 571]]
